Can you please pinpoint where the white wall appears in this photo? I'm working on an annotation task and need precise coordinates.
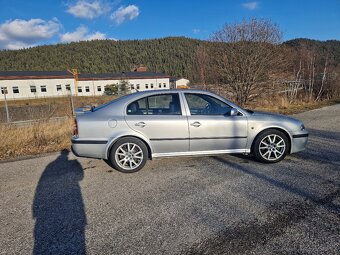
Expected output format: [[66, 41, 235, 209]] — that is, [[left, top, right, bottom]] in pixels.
[[0, 78, 75, 100], [77, 77, 170, 95], [175, 78, 190, 88], [0, 77, 171, 100]]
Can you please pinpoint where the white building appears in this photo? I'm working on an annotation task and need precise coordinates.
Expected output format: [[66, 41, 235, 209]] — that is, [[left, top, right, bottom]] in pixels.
[[170, 78, 190, 89], [0, 70, 171, 100]]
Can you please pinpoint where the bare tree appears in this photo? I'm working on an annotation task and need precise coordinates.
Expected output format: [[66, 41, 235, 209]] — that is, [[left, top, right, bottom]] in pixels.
[[316, 55, 328, 101], [210, 18, 286, 105], [193, 45, 210, 89]]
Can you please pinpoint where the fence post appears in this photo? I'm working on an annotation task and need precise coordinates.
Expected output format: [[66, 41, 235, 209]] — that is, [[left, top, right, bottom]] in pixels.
[[1, 87, 10, 123]]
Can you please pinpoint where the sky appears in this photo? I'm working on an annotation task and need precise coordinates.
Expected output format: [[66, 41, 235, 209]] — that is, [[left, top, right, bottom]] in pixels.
[[0, 0, 339, 50]]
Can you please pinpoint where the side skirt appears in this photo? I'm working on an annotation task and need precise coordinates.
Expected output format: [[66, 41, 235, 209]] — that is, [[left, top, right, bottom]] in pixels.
[[152, 149, 250, 158]]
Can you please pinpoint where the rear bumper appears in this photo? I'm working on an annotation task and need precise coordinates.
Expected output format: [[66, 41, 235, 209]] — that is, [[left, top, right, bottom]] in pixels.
[[290, 132, 308, 153], [71, 137, 108, 159]]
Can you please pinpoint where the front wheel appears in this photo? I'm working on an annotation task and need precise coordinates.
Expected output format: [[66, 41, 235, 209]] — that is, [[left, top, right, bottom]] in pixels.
[[109, 137, 148, 173], [252, 129, 289, 163]]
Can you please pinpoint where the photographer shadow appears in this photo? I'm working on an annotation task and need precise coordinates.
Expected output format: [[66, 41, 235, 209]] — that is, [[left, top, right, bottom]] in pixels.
[[32, 150, 86, 255]]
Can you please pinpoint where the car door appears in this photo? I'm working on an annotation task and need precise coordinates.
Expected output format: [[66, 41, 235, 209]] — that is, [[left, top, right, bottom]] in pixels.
[[125, 93, 189, 154], [184, 93, 248, 152]]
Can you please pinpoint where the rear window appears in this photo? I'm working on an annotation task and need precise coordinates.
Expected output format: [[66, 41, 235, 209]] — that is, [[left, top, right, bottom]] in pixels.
[[127, 94, 181, 115]]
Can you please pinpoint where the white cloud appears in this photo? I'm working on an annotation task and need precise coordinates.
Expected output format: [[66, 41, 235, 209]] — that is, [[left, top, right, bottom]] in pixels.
[[110, 5, 139, 25], [67, 0, 109, 19], [242, 1, 259, 10], [193, 28, 200, 34], [0, 18, 61, 50], [60, 26, 106, 43]]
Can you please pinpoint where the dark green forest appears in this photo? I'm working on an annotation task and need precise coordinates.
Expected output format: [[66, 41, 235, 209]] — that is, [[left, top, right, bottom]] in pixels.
[[0, 37, 339, 78]]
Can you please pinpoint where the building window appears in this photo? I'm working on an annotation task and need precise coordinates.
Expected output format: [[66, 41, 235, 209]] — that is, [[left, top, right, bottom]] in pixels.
[[30, 86, 36, 93], [136, 84, 140, 89], [65, 84, 71, 91], [1, 87, 8, 94], [85, 86, 90, 92], [56, 85, 62, 91], [40, 85, 47, 92], [97, 86, 102, 92], [151, 83, 154, 89], [159, 83, 161, 88], [12, 86, 19, 94], [78, 86, 82, 93], [163, 83, 167, 88], [145, 84, 149, 89], [130, 84, 134, 90]]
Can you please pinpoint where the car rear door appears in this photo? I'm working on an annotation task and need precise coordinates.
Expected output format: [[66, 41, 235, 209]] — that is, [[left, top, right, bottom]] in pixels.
[[125, 93, 189, 154], [184, 93, 248, 152]]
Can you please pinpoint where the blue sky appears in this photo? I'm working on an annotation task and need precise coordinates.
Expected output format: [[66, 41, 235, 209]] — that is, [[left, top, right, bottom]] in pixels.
[[0, 0, 339, 50]]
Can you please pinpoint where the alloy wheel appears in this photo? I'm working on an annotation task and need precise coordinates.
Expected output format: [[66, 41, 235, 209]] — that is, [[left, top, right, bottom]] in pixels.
[[259, 134, 286, 161], [115, 143, 144, 170]]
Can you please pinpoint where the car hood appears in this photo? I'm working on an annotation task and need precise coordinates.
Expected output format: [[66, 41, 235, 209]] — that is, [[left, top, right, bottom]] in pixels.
[[250, 110, 303, 129]]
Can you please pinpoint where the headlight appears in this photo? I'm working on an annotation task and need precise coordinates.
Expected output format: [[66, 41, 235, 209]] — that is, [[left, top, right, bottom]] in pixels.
[[300, 124, 305, 131]]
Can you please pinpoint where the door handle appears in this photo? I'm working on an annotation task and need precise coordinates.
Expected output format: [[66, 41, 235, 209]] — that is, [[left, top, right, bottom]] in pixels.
[[135, 122, 146, 128], [190, 121, 201, 127]]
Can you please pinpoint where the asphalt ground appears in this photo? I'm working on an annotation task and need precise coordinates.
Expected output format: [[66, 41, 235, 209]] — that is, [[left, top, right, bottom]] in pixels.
[[0, 104, 339, 255]]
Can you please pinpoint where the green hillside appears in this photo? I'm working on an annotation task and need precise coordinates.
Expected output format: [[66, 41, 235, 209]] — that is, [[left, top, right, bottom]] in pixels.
[[0, 37, 205, 78], [0, 37, 339, 78]]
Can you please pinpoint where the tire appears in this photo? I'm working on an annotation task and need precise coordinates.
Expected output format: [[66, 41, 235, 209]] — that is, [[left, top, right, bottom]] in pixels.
[[252, 129, 289, 163], [109, 137, 148, 173]]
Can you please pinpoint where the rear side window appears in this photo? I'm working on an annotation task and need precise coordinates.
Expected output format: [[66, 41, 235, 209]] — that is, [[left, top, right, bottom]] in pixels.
[[126, 97, 147, 115], [127, 94, 181, 115]]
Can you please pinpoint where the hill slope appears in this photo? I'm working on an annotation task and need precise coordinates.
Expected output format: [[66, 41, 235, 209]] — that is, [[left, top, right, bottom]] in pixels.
[[0, 37, 338, 78], [0, 37, 204, 78]]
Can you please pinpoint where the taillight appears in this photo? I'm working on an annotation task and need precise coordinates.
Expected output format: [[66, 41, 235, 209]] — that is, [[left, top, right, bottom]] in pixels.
[[73, 118, 78, 136]]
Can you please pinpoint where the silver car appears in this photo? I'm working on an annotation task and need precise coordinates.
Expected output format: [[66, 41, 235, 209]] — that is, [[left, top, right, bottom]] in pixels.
[[71, 90, 308, 173]]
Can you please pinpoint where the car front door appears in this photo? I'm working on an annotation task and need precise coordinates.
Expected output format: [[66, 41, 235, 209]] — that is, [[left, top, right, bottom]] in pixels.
[[125, 93, 189, 154], [184, 93, 248, 152]]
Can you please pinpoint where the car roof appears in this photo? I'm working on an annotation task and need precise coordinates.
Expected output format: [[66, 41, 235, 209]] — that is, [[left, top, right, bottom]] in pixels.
[[129, 89, 218, 96], [96, 89, 245, 116]]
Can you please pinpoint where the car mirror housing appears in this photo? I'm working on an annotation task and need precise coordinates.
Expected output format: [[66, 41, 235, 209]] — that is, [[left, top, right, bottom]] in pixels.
[[230, 108, 239, 116]]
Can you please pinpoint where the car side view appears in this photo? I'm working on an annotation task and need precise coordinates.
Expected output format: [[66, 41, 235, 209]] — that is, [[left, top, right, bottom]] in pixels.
[[71, 90, 308, 173]]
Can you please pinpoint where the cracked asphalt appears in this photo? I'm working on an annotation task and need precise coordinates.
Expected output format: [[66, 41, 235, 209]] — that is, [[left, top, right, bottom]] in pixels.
[[0, 104, 339, 255]]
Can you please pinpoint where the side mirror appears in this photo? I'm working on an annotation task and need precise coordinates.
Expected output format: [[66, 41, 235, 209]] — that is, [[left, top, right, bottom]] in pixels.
[[230, 108, 239, 116]]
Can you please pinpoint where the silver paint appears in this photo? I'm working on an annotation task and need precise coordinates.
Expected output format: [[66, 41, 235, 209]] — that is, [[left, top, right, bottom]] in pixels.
[[71, 89, 308, 160]]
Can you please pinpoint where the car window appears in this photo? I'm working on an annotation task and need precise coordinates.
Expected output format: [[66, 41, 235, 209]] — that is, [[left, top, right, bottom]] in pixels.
[[185, 93, 232, 115], [126, 97, 148, 115], [127, 94, 181, 115]]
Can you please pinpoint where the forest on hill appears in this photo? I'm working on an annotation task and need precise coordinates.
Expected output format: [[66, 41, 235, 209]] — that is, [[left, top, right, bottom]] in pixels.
[[0, 37, 205, 78], [0, 36, 338, 79]]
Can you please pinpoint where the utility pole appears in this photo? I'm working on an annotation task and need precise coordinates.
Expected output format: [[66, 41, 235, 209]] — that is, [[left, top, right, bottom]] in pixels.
[[72, 69, 79, 96], [1, 87, 10, 123], [68, 69, 79, 116]]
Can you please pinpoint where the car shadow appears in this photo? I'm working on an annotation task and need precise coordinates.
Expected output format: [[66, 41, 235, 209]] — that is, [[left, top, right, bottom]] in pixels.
[[32, 150, 87, 255]]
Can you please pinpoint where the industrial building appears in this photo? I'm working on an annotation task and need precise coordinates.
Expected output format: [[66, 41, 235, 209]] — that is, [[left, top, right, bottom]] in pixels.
[[0, 69, 171, 100]]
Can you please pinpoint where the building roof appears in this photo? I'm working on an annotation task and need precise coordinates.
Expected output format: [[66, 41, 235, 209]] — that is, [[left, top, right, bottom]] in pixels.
[[0, 71, 73, 80], [78, 71, 170, 81], [0, 70, 171, 81], [170, 77, 189, 82]]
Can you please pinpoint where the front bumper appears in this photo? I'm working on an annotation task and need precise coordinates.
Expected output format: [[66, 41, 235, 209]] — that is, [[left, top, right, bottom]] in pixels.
[[290, 131, 308, 153]]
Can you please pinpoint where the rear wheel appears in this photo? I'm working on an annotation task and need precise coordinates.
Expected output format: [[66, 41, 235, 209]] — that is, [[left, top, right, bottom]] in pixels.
[[109, 137, 148, 173], [253, 129, 289, 163]]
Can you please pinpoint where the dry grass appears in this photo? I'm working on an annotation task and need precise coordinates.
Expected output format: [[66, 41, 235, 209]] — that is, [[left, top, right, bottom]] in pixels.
[[0, 119, 72, 160], [250, 98, 340, 115]]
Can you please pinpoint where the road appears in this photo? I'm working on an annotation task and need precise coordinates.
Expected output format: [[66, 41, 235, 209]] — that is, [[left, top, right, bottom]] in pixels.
[[0, 104, 339, 255]]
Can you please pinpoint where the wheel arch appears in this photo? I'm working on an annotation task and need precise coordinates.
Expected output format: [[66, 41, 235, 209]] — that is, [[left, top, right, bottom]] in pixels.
[[105, 135, 153, 160], [251, 127, 292, 154]]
